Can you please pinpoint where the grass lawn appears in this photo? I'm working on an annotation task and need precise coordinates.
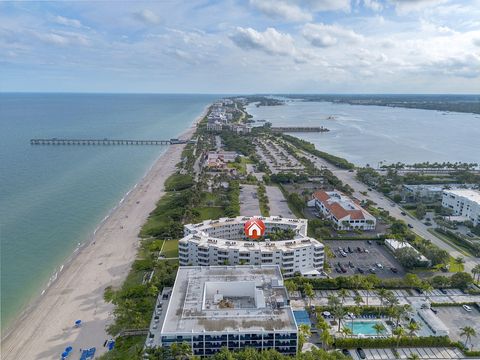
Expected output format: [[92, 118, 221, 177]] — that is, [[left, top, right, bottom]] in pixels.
[[227, 157, 252, 175], [161, 239, 179, 258], [198, 207, 224, 220], [428, 228, 473, 257], [448, 257, 465, 272]]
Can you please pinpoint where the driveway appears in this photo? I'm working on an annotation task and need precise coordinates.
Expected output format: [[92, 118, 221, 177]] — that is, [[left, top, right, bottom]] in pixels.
[[265, 185, 295, 218]]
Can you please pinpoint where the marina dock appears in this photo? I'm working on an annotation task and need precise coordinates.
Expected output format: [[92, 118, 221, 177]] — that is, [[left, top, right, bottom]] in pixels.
[[270, 126, 329, 133]]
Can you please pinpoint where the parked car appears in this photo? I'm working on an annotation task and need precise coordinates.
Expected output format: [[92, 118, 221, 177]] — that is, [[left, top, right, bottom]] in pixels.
[[367, 240, 373, 245], [376, 263, 383, 269], [369, 268, 376, 274], [431, 307, 438, 314], [401, 211, 407, 216], [408, 224, 414, 228], [357, 267, 365, 274], [367, 188, 373, 191], [440, 289, 448, 294], [342, 349, 352, 357], [357, 348, 366, 359], [390, 267, 398, 273], [463, 305, 472, 312]]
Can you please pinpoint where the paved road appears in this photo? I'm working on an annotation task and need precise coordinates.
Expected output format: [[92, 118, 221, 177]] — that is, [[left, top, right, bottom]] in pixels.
[[303, 152, 479, 273]]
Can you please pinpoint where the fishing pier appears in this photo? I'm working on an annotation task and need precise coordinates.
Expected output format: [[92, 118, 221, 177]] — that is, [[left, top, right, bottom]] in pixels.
[[30, 138, 190, 146]]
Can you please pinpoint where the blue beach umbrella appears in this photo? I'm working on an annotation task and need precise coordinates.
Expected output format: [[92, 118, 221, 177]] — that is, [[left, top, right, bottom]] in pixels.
[[74, 320, 82, 327], [61, 351, 69, 357], [65, 346, 73, 352]]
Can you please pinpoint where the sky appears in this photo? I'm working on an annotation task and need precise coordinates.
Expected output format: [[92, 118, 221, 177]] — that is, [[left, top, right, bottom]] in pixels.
[[1, 0, 479, 93]]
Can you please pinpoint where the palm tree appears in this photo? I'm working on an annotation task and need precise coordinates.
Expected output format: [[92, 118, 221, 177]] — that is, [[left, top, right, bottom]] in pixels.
[[472, 264, 480, 282], [460, 326, 477, 350], [363, 280, 374, 306], [298, 324, 312, 351], [455, 256, 465, 265], [354, 294, 364, 307], [341, 326, 353, 338], [320, 328, 333, 350], [327, 294, 341, 308], [407, 322, 421, 338], [304, 283, 315, 308], [393, 327, 406, 348], [376, 288, 389, 308], [171, 342, 192, 360], [373, 322, 385, 337], [338, 289, 349, 305], [407, 353, 420, 360], [333, 305, 347, 332]]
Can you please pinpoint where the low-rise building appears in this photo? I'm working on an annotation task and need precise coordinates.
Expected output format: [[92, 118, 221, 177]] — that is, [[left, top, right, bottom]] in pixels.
[[442, 189, 480, 225], [179, 216, 324, 277], [155, 265, 298, 356], [385, 238, 431, 266], [308, 190, 376, 230]]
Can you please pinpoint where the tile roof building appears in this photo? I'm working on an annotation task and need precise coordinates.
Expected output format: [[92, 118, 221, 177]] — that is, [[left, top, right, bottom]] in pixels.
[[309, 190, 376, 231]]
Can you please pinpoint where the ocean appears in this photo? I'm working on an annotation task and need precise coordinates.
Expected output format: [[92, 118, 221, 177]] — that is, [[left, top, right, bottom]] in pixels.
[[247, 100, 480, 166], [0, 93, 217, 331]]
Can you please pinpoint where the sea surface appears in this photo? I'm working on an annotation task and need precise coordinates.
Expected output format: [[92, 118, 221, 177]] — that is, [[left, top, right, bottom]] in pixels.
[[0, 93, 217, 331], [247, 100, 480, 166]]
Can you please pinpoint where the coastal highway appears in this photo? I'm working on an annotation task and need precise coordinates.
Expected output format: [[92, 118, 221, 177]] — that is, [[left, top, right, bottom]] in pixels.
[[303, 151, 479, 273]]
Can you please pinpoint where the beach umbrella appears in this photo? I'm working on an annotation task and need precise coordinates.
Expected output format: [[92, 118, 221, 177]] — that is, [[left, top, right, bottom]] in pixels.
[[61, 351, 69, 357], [65, 346, 73, 352], [74, 320, 82, 327], [322, 311, 331, 316]]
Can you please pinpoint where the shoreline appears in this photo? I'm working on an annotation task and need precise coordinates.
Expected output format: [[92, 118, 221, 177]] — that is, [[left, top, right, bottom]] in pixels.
[[1, 105, 209, 359]]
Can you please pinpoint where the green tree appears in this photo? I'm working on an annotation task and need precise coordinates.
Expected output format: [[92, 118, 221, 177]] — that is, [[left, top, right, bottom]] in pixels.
[[393, 327, 406, 348], [450, 272, 473, 290], [407, 354, 420, 360], [304, 283, 315, 307], [338, 289, 349, 305], [460, 326, 477, 350], [341, 326, 353, 338], [407, 321, 421, 338], [171, 342, 192, 360], [373, 322, 385, 336], [472, 264, 480, 282]]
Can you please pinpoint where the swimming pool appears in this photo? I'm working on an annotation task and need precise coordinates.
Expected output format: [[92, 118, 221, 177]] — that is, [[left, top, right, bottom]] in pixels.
[[345, 320, 387, 336], [294, 310, 312, 327]]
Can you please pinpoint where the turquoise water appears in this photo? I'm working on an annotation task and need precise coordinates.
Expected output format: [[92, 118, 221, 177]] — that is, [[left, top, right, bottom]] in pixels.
[[345, 320, 386, 335], [0, 93, 217, 331], [247, 100, 480, 166], [293, 310, 311, 326]]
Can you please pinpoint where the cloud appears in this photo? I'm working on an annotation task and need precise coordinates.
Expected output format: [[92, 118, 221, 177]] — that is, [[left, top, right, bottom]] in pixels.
[[390, 0, 449, 15], [34, 31, 90, 46], [302, 0, 351, 12], [302, 23, 363, 47], [473, 38, 480, 47], [230, 27, 297, 57], [133, 9, 160, 25], [362, 0, 383, 12], [249, 0, 312, 22], [54, 15, 83, 28]]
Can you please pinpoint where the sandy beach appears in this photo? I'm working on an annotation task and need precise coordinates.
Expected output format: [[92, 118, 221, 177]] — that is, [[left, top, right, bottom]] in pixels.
[[1, 108, 207, 360]]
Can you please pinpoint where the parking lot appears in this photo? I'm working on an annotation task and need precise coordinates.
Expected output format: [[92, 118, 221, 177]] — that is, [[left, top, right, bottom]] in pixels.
[[239, 184, 261, 216], [436, 306, 480, 350], [347, 347, 465, 360], [326, 240, 405, 278]]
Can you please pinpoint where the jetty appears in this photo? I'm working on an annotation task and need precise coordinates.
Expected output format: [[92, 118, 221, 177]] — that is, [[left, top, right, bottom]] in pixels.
[[270, 126, 329, 133], [30, 138, 191, 146]]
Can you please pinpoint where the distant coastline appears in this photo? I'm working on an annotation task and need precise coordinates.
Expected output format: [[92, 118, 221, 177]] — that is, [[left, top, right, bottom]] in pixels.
[[284, 94, 480, 115]]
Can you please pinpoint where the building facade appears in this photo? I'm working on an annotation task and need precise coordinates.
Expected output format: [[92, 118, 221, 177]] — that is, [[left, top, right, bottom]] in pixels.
[[179, 216, 324, 278], [442, 189, 480, 225], [156, 266, 298, 356], [309, 190, 376, 230]]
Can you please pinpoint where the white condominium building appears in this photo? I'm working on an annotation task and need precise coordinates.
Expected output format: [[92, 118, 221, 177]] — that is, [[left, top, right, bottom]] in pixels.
[[442, 189, 480, 225], [179, 216, 325, 278], [309, 190, 376, 230], [156, 266, 298, 357]]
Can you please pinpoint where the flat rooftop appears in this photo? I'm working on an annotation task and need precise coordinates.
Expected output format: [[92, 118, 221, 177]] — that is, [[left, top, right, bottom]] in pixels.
[[160, 265, 297, 334], [444, 189, 480, 203]]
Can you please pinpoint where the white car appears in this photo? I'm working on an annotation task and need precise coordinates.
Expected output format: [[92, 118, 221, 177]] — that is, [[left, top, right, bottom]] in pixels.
[[463, 305, 472, 312], [376, 263, 383, 269]]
